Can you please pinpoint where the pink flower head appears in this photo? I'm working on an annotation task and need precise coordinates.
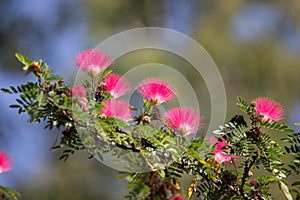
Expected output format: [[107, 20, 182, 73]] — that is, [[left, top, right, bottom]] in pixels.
[[173, 194, 185, 200], [165, 107, 204, 135], [253, 97, 285, 122], [0, 151, 12, 174], [137, 78, 176, 105], [210, 137, 228, 150], [74, 49, 114, 77], [213, 151, 237, 165], [71, 85, 86, 98], [71, 85, 88, 110], [210, 138, 238, 164], [104, 73, 131, 98], [102, 99, 133, 122]]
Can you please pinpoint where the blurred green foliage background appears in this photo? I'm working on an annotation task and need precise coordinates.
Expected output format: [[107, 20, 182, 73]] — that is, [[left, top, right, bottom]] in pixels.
[[0, 0, 299, 199]]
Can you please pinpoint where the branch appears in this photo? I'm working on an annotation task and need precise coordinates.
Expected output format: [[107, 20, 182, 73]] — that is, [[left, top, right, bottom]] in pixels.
[[240, 152, 258, 199], [110, 139, 141, 153]]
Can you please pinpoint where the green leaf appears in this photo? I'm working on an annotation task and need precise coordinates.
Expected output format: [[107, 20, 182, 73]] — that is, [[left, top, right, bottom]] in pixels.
[[292, 181, 300, 186], [37, 91, 44, 107], [9, 105, 21, 109], [280, 181, 293, 200], [295, 122, 300, 126], [101, 69, 113, 79], [16, 99, 28, 109], [59, 149, 75, 161], [1, 88, 12, 94], [157, 169, 165, 178], [0, 185, 20, 200], [261, 120, 294, 132], [9, 86, 18, 93], [15, 53, 31, 66], [236, 96, 253, 115]]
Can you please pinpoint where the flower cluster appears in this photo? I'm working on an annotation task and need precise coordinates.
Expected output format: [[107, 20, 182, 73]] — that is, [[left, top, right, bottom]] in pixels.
[[73, 50, 132, 120], [73, 49, 204, 137]]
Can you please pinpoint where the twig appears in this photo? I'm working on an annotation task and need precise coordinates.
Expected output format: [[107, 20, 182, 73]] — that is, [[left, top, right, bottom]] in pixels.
[[240, 153, 258, 199]]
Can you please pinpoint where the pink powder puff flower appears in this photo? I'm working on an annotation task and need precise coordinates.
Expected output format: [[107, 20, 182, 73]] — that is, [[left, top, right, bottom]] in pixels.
[[71, 85, 88, 110], [165, 107, 204, 135], [137, 78, 176, 105], [104, 73, 131, 98], [213, 151, 237, 165], [252, 97, 285, 122], [102, 99, 133, 122], [173, 194, 185, 200], [210, 138, 238, 165], [0, 151, 12, 174], [209, 136, 218, 146], [72, 85, 86, 98], [215, 139, 228, 152], [74, 49, 114, 77]]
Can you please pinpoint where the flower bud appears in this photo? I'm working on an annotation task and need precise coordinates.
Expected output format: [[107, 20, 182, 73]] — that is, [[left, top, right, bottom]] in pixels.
[[142, 115, 151, 124], [248, 171, 253, 177], [173, 194, 185, 200], [249, 180, 258, 187]]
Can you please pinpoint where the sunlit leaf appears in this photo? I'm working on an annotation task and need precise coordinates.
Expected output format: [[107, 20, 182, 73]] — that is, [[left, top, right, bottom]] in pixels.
[[280, 181, 293, 200], [170, 178, 180, 190], [15, 53, 31, 66], [188, 179, 197, 200]]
